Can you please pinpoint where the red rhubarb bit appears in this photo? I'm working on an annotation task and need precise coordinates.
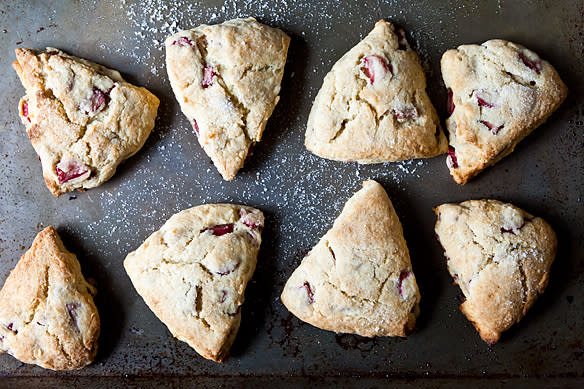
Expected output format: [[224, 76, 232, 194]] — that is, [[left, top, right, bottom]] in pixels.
[[204, 223, 234, 236], [393, 106, 418, 120], [7, 323, 17, 334], [240, 209, 263, 230], [217, 261, 239, 276], [475, 92, 495, 108], [501, 221, 525, 234], [479, 120, 504, 135], [362, 55, 390, 84], [22, 102, 31, 122], [301, 281, 314, 304], [46, 50, 59, 55], [519, 51, 541, 74], [56, 160, 90, 184], [398, 271, 411, 297], [80, 87, 107, 114], [202, 65, 216, 88], [193, 118, 199, 135], [447, 88, 455, 115], [220, 290, 227, 303], [172, 37, 194, 47], [447, 146, 458, 168], [66, 303, 79, 329]]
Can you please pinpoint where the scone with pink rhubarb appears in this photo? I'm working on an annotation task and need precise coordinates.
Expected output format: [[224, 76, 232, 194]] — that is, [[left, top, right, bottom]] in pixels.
[[434, 199, 557, 344], [13, 48, 160, 196], [305, 20, 447, 163], [281, 180, 420, 337], [0, 226, 100, 370], [124, 204, 264, 362], [165, 17, 290, 180], [442, 40, 568, 184]]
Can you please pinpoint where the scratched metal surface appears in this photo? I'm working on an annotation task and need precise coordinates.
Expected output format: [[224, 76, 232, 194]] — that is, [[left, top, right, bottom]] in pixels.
[[0, 0, 582, 386]]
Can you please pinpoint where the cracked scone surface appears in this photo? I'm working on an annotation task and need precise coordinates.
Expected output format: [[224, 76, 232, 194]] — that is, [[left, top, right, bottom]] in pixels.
[[434, 200, 557, 345], [0, 226, 99, 370], [442, 40, 568, 184], [281, 180, 420, 337], [124, 204, 264, 362], [165, 17, 290, 180], [13, 47, 160, 196], [305, 20, 447, 163]]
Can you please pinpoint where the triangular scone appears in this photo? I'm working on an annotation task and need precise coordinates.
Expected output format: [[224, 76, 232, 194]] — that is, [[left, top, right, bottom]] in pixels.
[[434, 200, 557, 345], [441, 40, 568, 184], [165, 18, 290, 180], [124, 204, 264, 362], [305, 20, 447, 163], [0, 226, 99, 370], [13, 48, 160, 196], [281, 180, 420, 337]]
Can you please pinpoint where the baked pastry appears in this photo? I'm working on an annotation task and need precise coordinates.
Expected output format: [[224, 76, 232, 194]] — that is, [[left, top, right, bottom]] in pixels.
[[434, 199, 557, 344], [13, 47, 160, 196], [305, 20, 447, 163], [124, 204, 264, 362], [0, 226, 99, 370], [281, 180, 420, 337], [441, 40, 568, 184], [165, 17, 290, 180]]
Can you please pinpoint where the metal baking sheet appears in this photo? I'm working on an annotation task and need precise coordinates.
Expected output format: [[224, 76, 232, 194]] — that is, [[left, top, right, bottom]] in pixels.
[[0, 0, 582, 386]]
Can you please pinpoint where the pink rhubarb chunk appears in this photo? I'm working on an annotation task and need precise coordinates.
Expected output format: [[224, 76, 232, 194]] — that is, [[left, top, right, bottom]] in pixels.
[[398, 271, 411, 297], [204, 223, 234, 236], [22, 102, 31, 122], [519, 51, 542, 74], [479, 120, 504, 135], [202, 66, 216, 88], [393, 106, 418, 120], [362, 55, 390, 84], [300, 281, 314, 304], [447, 88, 455, 115], [56, 160, 90, 184], [80, 88, 107, 114], [447, 146, 458, 168], [172, 37, 194, 47]]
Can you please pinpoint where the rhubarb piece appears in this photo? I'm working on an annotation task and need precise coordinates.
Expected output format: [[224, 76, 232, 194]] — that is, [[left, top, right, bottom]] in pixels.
[[441, 39, 568, 184], [446, 146, 458, 168], [56, 160, 90, 184], [201, 65, 216, 88], [124, 204, 264, 362], [281, 180, 420, 337], [434, 200, 557, 345], [0, 226, 99, 370], [12, 47, 159, 196], [362, 55, 390, 84], [166, 18, 290, 180], [305, 20, 447, 164]]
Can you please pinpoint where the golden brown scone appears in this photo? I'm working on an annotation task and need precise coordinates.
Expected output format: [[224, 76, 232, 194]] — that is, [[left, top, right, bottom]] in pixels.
[[124, 204, 264, 362], [305, 20, 447, 163], [0, 226, 99, 370], [281, 180, 420, 337], [434, 200, 557, 344], [13, 47, 160, 196], [441, 40, 568, 184], [165, 17, 290, 180]]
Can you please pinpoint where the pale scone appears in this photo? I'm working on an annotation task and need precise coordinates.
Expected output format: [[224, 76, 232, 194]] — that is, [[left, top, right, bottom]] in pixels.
[[13, 48, 160, 196], [124, 204, 264, 362], [281, 180, 420, 337], [165, 17, 290, 181], [434, 200, 557, 345], [0, 226, 100, 370], [441, 40, 568, 184], [305, 20, 447, 163]]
